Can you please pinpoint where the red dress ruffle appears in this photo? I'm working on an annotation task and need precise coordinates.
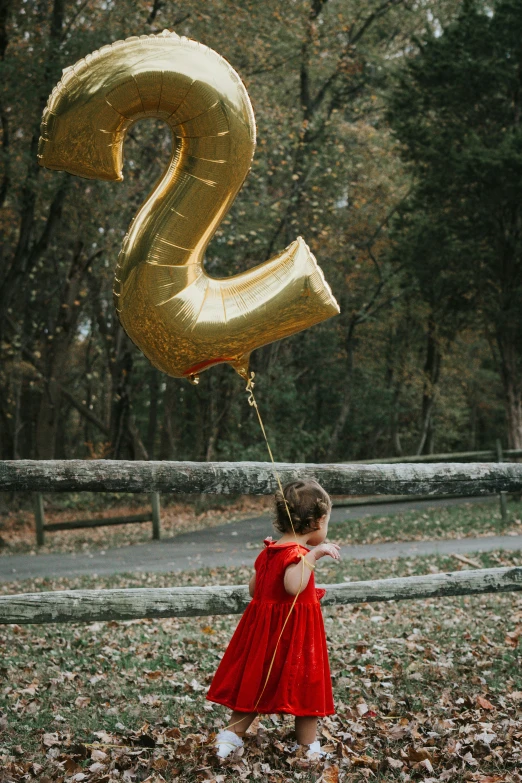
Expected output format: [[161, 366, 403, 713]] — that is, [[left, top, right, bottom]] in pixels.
[[206, 539, 334, 716]]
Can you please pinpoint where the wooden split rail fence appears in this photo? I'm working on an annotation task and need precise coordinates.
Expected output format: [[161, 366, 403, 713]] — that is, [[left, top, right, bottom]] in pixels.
[[32, 490, 161, 546], [1, 567, 521, 624], [25, 443, 522, 545], [333, 441, 522, 520], [1, 459, 522, 625]]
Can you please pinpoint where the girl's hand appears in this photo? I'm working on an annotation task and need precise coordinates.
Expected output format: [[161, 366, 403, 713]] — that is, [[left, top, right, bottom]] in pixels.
[[311, 542, 341, 562]]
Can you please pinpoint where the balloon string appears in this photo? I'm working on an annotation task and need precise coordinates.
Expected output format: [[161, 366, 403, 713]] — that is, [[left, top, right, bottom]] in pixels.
[[245, 372, 297, 535], [221, 372, 307, 735]]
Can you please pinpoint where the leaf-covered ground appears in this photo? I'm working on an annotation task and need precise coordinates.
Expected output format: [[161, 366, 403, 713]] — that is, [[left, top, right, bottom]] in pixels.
[[331, 499, 522, 545], [2, 496, 522, 557], [1, 550, 521, 782]]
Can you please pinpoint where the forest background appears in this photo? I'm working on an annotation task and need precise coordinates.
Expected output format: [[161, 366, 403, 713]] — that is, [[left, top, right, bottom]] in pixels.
[[1, 0, 521, 467]]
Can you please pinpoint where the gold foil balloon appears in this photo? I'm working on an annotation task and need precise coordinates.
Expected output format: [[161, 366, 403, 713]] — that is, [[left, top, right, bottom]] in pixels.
[[38, 31, 339, 383]]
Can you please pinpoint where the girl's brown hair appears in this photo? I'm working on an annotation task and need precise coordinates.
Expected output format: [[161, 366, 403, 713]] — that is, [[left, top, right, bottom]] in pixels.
[[274, 480, 331, 535]]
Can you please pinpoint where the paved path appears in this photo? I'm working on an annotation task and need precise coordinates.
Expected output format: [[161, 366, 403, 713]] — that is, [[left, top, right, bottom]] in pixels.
[[0, 495, 520, 583]]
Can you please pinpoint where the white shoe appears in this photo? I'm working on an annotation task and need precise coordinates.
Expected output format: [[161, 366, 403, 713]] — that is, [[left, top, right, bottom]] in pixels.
[[215, 729, 244, 759], [289, 740, 329, 759], [307, 740, 328, 758]]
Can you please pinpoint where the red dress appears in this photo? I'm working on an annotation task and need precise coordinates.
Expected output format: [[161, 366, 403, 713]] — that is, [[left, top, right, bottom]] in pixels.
[[206, 539, 334, 716]]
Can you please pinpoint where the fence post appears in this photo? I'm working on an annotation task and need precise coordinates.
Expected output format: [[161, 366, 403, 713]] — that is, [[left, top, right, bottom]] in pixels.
[[33, 493, 45, 546], [496, 439, 508, 523], [151, 492, 161, 540]]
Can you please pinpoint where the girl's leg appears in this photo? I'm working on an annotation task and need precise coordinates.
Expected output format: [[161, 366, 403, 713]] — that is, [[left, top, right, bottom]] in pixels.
[[295, 716, 317, 745], [227, 710, 257, 736]]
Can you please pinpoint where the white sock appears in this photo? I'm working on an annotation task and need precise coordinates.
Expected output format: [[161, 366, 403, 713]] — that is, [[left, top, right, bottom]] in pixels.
[[215, 729, 244, 759], [289, 740, 328, 758], [307, 740, 327, 757]]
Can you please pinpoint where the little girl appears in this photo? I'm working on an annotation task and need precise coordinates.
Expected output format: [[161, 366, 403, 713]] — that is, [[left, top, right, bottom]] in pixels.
[[206, 479, 341, 759]]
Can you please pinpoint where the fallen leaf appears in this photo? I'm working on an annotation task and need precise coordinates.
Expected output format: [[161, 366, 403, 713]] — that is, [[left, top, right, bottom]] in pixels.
[[165, 727, 181, 739], [320, 764, 339, 783], [93, 730, 116, 743], [145, 670, 163, 680], [42, 732, 60, 748], [351, 754, 378, 769], [474, 730, 496, 745], [387, 723, 410, 740], [65, 757, 82, 773], [321, 726, 337, 742], [152, 757, 169, 770], [408, 746, 432, 762]]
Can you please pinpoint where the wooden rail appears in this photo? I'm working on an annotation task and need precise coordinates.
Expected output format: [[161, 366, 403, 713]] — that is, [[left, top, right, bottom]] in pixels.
[[43, 511, 153, 532], [353, 449, 522, 464], [3, 460, 522, 495], [332, 443, 520, 512], [31, 491, 162, 546], [1, 567, 520, 624]]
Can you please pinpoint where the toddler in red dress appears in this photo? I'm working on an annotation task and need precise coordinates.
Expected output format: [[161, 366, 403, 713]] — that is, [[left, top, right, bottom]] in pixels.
[[206, 479, 341, 759]]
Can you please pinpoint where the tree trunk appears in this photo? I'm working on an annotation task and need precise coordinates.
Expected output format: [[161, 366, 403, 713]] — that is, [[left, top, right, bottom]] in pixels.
[[35, 246, 98, 459], [205, 368, 234, 462], [385, 323, 406, 457], [0, 0, 66, 345], [35, 249, 94, 458], [35, 378, 62, 459], [93, 282, 138, 460], [390, 383, 403, 456], [12, 379, 22, 459], [146, 368, 160, 460], [328, 395, 351, 460], [108, 328, 135, 459], [326, 321, 356, 461], [417, 321, 441, 455], [159, 377, 178, 460], [496, 329, 522, 449], [205, 373, 220, 462]]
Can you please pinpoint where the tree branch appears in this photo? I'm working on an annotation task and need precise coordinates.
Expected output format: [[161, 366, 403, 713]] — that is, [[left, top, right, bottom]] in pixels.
[[350, 0, 405, 45], [61, 388, 110, 437]]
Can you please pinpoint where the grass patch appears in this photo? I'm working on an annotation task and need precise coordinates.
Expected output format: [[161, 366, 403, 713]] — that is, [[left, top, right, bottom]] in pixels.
[[330, 497, 522, 544], [1, 550, 521, 781]]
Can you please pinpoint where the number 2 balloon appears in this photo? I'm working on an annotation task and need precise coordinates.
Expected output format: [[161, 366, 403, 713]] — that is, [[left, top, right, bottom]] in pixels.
[[38, 31, 340, 383]]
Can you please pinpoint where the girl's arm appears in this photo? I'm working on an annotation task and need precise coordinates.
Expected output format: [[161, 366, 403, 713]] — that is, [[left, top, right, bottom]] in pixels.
[[284, 543, 341, 596], [249, 573, 256, 597]]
